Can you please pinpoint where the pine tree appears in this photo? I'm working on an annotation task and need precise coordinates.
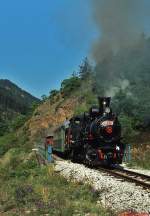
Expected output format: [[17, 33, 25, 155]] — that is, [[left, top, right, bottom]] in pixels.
[[79, 58, 93, 80]]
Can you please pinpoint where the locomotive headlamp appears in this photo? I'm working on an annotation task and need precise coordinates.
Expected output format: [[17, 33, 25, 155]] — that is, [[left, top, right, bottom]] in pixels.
[[116, 146, 120, 151], [75, 120, 80, 124]]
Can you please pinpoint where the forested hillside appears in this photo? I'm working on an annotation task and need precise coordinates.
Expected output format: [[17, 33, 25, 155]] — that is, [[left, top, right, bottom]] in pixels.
[[0, 79, 40, 136]]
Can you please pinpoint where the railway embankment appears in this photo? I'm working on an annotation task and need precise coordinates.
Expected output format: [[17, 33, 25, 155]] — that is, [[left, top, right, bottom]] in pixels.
[[54, 159, 150, 214]]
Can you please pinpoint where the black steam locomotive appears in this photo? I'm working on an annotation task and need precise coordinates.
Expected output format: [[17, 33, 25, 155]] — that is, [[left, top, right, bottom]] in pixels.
[[53, 97, 125, 166]]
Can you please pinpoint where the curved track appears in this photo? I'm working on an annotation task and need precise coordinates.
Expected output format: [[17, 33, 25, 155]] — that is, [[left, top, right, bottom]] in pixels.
[[98, 167, 150, 189]]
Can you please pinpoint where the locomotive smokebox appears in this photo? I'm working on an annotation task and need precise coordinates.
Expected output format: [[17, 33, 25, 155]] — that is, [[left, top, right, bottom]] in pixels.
[[98, 97, 111, 114]]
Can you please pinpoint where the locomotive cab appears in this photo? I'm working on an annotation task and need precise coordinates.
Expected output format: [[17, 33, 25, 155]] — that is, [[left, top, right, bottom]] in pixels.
[[89, 106, 100, 119]]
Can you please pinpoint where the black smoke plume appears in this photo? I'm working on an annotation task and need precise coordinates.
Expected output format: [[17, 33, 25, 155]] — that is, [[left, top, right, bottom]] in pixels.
[[90, 0, 150, 98], [91, 0, 148, 63]]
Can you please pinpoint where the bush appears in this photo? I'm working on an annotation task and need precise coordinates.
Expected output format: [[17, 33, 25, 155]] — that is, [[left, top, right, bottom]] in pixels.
[[74, 103, 87, 115], [61, 76, 81, 97], [0, 120, 9, 136], [119, 114, 138, 143], [0, 133, 18, 156], [41, 94, 48, 102], [49, 89, 59, 98], [49, 89, 60, 103], [11, 115, 27, 131]]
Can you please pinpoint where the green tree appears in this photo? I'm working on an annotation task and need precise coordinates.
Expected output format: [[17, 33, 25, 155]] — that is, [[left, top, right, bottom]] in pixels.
[[41, 95, 48, 102], [27, 101, 40, 117], [49, 89, 60, 103], [79, 58, 93, 80], [60, 76, 81, 97], [49, 89, 59, 98], [0, 118, 9, 136], [112, 89, 137, 117], [119, 114, 137, 142], [11, 115, 27, 131]]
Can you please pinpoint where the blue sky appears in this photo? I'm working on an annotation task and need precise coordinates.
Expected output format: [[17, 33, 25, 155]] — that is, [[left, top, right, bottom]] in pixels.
[[0, 0, 97, 98]]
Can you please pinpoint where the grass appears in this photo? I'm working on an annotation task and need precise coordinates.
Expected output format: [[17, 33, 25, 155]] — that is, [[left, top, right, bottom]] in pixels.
[[0, 133, 114, 216], [125, 142, 150, 169], [127, 148, 150, 169], [0, 160, 114, 215]]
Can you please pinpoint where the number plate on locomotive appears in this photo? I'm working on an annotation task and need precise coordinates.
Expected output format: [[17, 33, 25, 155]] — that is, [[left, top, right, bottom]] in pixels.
[[101, 120, 113, 127]]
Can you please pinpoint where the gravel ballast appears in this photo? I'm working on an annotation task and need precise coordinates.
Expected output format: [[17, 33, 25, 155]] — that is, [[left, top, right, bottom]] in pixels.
[[54, 160, 150, 213]]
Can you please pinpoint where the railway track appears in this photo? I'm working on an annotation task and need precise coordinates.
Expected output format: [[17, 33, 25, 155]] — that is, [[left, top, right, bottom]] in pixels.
[[98, 167, 150, 189], [52, 153, 150, 189]]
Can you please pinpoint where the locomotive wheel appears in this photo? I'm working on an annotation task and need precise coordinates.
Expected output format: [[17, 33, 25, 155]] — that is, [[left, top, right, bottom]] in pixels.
[[70, 149, 79, 163], [71, 147, 84, 163], [83, 149, 95, 167]]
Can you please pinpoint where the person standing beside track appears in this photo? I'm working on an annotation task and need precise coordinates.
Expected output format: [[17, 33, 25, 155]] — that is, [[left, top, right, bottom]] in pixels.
[[63, 117, 70, 130]]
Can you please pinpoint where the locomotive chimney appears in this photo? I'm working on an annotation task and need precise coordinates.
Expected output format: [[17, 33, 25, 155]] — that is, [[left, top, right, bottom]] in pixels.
[[98, 97, 111, 114]]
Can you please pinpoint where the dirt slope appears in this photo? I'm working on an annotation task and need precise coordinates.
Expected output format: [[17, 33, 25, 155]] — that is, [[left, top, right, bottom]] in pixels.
[[26, 95, 80, 144]]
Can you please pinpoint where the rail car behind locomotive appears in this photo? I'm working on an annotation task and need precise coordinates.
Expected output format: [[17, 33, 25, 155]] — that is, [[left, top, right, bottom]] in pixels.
[[52, 97, 125, 166]]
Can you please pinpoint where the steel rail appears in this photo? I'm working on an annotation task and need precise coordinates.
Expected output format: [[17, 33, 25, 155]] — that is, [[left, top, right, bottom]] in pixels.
[[98, 167, 150, 189], [52, 152, 150, 189]]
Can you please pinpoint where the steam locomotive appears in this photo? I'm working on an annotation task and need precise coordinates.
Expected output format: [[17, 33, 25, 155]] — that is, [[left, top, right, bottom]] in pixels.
[[53, 97, 125, 166]]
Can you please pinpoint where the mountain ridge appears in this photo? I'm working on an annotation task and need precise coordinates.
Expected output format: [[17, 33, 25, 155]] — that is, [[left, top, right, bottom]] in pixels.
[[0, 79, 40, 115], [0, 79, 40, 136]]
